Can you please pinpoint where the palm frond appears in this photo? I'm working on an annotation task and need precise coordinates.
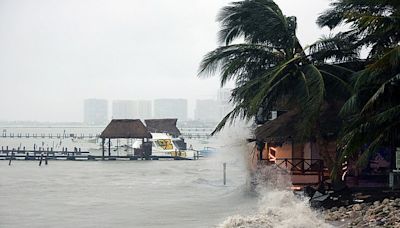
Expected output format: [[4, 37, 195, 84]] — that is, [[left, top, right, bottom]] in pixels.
[[360, 73, 400, 114], [217, 0, 295, 50], [211, 104, 246, 135], [308, 33, 360, 63], [296, 64, 325, 139]]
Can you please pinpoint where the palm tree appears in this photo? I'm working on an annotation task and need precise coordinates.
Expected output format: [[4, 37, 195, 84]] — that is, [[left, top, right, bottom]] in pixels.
[[199, 0, 351, 140], [317, 0, 400, 58], [198, 0, 354, 172], [336, 47, 400, 168], [318, 0, 400, 169]]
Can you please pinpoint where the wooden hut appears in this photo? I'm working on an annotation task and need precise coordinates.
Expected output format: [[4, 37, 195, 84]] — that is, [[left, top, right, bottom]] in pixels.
[[144, 119, 181, 137], [254, 104, 341, 187], [100, 119, 152, 159]]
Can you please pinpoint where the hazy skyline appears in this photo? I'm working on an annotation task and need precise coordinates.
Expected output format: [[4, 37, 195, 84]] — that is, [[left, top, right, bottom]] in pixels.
[[0, 0, 331, 122]]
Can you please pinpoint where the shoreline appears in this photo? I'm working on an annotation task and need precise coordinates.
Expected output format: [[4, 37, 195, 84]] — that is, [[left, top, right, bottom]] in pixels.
[[323, 198, 400, 227], [310, 187, 400, 227]]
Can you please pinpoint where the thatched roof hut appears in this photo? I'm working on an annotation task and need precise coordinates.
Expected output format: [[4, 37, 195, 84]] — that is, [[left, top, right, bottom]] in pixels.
[[255, 110, 297, 144], [255, 103, 343, 144], [145, 119, 181, 137], [100, 119, 152, 139]]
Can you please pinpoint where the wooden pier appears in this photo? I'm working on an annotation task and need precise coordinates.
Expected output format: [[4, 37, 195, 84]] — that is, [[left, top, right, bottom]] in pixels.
[[0, 147, 197, 161], [0, 132, 211, 140], [0, 132, 99, 139]]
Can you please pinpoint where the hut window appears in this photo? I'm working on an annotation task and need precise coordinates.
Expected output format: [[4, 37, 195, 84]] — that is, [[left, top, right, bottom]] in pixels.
[[269, 147, 277, 161]]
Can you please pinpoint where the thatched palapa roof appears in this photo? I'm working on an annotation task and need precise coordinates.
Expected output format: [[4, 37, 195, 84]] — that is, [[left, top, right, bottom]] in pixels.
[[255, 110, 297, 144], [100, 119, 152, 139], [255, 103, 343, 144], [145, 119, 181, 136]]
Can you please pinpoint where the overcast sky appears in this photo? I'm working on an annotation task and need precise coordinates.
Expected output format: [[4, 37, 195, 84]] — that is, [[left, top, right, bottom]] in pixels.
[[0, 0, 331, 122]]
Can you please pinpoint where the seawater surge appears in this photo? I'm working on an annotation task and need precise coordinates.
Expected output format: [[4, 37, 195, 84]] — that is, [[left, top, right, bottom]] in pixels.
[[212, 123, 332, 228], [0, 124, 331, 227], [218, 166, 332, 228]]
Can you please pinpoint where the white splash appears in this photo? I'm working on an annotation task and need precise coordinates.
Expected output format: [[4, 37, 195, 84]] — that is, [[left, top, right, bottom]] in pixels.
[[213, 123, 332, 228]]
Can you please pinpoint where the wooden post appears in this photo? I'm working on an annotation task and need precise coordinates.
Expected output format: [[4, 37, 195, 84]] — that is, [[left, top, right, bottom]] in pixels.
[[102, 138, 105, 160], [223, 163, 227, 185], [39, 153, 43, 166], [108, 138, 111, 157], [8, 151, 13, 166]]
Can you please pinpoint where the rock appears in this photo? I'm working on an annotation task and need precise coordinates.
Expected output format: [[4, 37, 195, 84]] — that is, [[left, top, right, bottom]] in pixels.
[[324, 214, 332, 221], [374, 201, 380, 207], [331, 213, 339, 221], [365, 209, 373, 217], [372, 205, 384, 214], [383, 198, 390, 204], [339, 206, 346, 213], [350, 211, 362, 219], [353, 217, 362, 225], [352, 204, 362, 211], [377, 220, 385, 226], [383, 206, 390, 213]]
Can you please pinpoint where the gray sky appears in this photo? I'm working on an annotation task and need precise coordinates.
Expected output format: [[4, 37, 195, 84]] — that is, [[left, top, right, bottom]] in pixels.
[[0, 0, 331, 122]]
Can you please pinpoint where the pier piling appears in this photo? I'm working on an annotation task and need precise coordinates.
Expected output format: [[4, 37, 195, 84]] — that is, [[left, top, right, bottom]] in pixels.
[[39, 153, 43, 166], [8, 151, 13, 166], [223, 163, 226, 185]]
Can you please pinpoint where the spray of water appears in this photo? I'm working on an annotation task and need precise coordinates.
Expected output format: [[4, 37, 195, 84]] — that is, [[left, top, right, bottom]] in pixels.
[[212, 122, 332, 228]]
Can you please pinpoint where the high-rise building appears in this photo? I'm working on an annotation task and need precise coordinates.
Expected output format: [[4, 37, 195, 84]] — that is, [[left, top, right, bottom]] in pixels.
[[137, 100, 152, 119], [112, 100, 152, 119], [217, 88, 233, 119], [83, 99, 108, 125], [194, 99, 219, 122], [112, 100, 137, 119], [153, 99, 187, 121]]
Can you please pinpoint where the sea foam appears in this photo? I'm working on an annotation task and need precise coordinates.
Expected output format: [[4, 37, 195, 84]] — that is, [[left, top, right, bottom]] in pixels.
[[213, 122, 332, 228]]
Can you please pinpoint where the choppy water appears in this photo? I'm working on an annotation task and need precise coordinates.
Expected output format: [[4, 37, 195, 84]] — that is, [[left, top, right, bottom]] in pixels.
[[0, 125, 332, 228]]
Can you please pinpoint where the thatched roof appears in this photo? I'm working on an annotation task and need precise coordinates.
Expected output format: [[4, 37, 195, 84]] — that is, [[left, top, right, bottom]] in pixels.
[[255, 110, 298, 144], [255, 103, 343, 143], [145, 119, 181, 136], [100, 119, 152, 139]]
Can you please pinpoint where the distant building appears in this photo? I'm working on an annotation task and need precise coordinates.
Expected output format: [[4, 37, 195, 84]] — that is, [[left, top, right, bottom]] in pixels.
[[153, 99, 187, 121], [194, 99, 219, 122], [112, 100, 152, 119], [83, 99, 108, 125], [137, 100, 152, 119], [217, 88, 233, 119], [112, 100, 137, 119]]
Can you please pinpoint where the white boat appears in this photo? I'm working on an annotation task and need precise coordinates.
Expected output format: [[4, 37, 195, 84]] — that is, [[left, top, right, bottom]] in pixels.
[[150, 133, 197, 159], [130, 133, 198, 159]]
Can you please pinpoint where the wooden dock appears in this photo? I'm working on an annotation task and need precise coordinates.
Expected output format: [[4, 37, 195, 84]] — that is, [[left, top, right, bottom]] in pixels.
[[0, 154, 192, 161], [0, 147, 195, 161], [0, 131, 212, 140]]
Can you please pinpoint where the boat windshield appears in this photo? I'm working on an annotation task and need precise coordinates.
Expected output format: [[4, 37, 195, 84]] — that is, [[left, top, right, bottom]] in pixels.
[[155, 139, 174, 150]]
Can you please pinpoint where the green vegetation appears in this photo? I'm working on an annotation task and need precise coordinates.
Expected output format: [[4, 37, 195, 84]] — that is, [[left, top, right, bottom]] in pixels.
[[318, 0, 400, 172], [199, 0, 400, 175]]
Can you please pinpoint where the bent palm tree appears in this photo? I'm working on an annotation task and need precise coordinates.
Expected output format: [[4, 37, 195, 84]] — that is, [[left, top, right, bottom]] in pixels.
[[317, 0, 400, 58], [318, 0, 400, 171], [199, 0, 351, 142], [337, 46, 400, 167]]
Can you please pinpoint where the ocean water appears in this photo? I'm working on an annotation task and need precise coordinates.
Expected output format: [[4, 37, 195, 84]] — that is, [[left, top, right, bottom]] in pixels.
[[0, 125, 331, 228]]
